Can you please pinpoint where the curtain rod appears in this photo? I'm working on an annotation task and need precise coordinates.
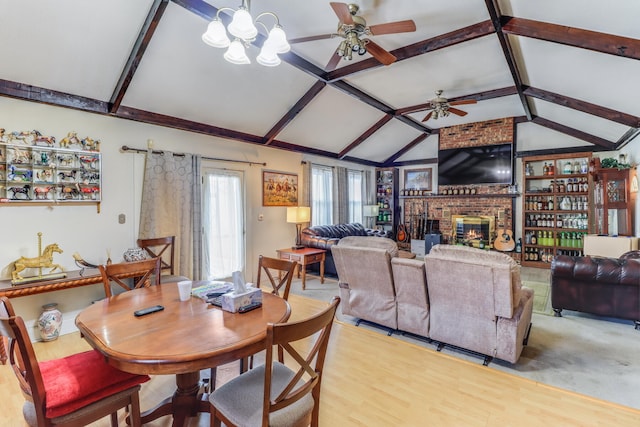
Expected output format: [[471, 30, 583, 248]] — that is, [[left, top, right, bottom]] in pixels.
[[121, 145, 266, 166]]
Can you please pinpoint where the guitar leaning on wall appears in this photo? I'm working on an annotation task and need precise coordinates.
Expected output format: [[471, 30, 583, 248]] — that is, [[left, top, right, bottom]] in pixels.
[[493, 229, 516, 252]]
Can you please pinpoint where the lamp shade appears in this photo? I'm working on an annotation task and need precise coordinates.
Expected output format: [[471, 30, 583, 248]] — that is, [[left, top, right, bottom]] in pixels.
[[228, 8, 258, 40], [363, 205, 380, 217], [202, 19, 230, 48], [256, 43, 281, 67], [265, 26, 290, 54], [224, 39, 251, 64], [287, 206, 311, 223]]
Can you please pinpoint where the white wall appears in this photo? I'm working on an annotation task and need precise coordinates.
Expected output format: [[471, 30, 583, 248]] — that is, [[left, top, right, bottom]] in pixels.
[[0, 97, 320, 336]]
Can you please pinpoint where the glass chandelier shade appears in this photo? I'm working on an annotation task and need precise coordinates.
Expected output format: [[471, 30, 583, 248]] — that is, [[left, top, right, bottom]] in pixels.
[[202, 2, 288, 66]]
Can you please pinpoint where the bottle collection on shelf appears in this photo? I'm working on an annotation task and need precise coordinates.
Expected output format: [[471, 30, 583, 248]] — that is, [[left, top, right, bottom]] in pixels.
[[523, 230, 585, 262], [526, 159, 589, 177]]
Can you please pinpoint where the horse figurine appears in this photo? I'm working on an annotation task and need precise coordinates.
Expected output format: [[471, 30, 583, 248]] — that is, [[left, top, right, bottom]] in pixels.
[[59, 132, 81, 148], [7, 130, 36, 145], [9, 147, 31, 164], [34, 186, 55, 200], [8, 185, 31, 200], [8, 165, 33, 182], [32, 130, 56, 147], [81, 137, 100, 151], [12, 243, 64, 281], [35, 169, 54, 182], [58, 170, 77, 182]]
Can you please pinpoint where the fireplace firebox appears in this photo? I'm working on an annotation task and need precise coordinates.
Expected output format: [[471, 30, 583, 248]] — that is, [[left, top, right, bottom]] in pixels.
[[452, 215, 495, 248]]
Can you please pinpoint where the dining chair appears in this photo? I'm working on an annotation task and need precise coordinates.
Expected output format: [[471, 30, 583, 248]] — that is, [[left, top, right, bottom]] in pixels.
[[137, 236, 190, 283], [0, 297, 149, 427], [209, 296, 340, 427], [99, 257, 161, 298], [256, 255, 298, 301]]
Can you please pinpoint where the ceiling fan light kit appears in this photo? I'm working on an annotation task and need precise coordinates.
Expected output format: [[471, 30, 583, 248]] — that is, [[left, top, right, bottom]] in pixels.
[[421, 90, 477, 122], [202, 0, 289, 67]]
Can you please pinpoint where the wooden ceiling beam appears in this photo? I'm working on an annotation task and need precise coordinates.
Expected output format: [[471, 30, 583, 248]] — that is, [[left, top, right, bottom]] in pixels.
[[326, 20, 496, 82], [109, 0, 170, 114], [264, 81, 326, 145], [485, 0, 532, 120], [0, 79, 107, 113], [338, 115, 393, 159], [524, 86, 640, 127], [531, 116, 616, 149], [501, 16, 640, 60]]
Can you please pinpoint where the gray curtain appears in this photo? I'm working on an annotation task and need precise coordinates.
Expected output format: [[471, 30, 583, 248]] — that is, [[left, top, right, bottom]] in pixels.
[[333, 166, 348, 224], [301, 161, 311, 207], [139, 150, 202, 280]]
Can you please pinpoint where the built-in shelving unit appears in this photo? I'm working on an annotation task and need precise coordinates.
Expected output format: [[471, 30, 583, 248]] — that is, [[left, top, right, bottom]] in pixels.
[[521, 152, 592, 268], [375, 167, 399, 237]]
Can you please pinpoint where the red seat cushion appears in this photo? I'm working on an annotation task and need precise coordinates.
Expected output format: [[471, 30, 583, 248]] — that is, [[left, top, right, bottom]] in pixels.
[[38, 349, 149, 418]]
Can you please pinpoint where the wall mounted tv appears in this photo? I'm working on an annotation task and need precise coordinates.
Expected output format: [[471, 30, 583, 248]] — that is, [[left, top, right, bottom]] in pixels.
[[437, 143, 513, 186]]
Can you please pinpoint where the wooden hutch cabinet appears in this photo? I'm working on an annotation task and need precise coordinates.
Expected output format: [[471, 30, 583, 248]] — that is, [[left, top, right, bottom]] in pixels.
[[521, 153, 592, 268], [375, 167, 398, 238], [591, 158, 637, 236]]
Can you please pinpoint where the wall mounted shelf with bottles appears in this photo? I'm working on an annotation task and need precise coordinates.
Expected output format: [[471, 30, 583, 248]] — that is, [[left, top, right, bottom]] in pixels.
[[375, 167, 398, 236], [521, 152, 592, 268]]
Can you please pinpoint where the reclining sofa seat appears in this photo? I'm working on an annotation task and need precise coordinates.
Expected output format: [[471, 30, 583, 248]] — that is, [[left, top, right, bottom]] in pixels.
[[331, 236, 430, 337], [425, 245, 534, 364], [301, 223, 390, 276]]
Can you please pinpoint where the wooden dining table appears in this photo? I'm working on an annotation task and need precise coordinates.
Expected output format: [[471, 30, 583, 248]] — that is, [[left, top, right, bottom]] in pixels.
[[75, 284, 291, 427]]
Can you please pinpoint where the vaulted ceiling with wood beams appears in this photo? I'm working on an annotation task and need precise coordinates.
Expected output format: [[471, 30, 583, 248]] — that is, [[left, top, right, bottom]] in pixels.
[[1, 0, 639, 167]]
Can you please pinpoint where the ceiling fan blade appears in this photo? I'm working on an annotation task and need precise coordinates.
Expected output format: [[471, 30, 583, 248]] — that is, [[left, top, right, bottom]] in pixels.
[[288, 34, 334, 44], [421, 111, 433, 122], [449, 99, 478, 106], [368, 20, 417, 35], [365, 40, 396, 65], [325, 47, 343, 72], [330, 2, 354, 25], [448, 107, 469, 117]]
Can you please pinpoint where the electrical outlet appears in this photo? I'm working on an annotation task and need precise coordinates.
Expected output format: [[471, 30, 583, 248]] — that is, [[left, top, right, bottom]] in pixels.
[[118, 214, 126, 224]]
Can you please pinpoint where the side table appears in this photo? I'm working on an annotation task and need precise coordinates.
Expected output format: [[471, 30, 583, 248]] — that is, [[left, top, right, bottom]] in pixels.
[[276, 247, 326, 290]]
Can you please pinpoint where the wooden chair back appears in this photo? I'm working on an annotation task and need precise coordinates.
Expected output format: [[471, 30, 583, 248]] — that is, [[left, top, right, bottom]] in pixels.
[[256, 255, 298, 300], [99, 257, 161, 298], [136, 236, 177, 275]]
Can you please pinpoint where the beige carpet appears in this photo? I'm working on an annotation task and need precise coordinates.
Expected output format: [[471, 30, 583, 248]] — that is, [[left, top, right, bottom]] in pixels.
[[523, 280, 553, 315]]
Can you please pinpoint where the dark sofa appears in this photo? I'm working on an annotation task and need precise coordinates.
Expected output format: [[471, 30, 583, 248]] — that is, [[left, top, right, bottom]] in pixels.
[[300, 223, 390, 276], [550, 251, 640, 329]]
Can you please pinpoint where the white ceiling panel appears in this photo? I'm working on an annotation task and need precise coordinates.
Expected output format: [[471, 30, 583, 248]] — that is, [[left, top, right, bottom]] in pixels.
[[396, 134, 440, 162], [516, 122, 593, 152], [276, 85, 384, 152], [347, 119, 424, 162], [346, 35, 515, 109], [0, 0, 153, 100]]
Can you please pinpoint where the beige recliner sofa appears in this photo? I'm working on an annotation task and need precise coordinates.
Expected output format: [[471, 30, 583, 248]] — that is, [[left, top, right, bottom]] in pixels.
[[425, 244, 534, 364], [331, 236, 430, 337]]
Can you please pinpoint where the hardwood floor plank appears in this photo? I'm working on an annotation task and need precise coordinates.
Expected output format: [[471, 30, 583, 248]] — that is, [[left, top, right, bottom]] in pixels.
[[1, 294, 638, 426]]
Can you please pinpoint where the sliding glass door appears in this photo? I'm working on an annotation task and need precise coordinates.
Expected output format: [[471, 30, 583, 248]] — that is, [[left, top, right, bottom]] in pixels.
[[202, 169, 245, 280]]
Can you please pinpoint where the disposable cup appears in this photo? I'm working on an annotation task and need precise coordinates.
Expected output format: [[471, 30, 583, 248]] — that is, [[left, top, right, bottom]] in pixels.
[[177, 280, 192, 301]]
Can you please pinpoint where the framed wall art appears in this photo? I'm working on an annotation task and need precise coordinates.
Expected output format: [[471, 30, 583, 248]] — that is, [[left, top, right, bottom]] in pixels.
[[262, 170, 298, 206], [404, 168, 432, 191]]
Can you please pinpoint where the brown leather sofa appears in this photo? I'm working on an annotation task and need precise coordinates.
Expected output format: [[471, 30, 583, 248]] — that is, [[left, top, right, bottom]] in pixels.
[[550, 251, 640, 329]]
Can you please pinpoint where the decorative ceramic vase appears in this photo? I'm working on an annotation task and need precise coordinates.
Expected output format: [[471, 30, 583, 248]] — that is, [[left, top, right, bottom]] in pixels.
[[38, 303, 62, 342]]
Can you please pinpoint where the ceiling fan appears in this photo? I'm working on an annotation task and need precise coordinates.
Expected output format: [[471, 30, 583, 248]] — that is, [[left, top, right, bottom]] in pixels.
[[288, 2, 416, 71], [421, 90, 478, 122]]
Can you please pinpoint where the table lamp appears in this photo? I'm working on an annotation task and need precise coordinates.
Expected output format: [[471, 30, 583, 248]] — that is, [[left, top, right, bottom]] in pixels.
[[286, 206, 311, 249], [363, 204, 380, 229]]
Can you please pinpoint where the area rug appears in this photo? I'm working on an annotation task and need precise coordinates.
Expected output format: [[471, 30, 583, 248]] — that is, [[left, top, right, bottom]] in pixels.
[[523, 280, 553, 315]]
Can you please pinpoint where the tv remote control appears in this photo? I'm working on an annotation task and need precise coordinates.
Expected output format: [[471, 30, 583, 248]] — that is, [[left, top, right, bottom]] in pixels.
[[238, 302, 262, 313], [134, 305, 164, 317]]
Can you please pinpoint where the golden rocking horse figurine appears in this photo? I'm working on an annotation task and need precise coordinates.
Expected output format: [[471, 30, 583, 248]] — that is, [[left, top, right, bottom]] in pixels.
[[11, 233, 66, 284]]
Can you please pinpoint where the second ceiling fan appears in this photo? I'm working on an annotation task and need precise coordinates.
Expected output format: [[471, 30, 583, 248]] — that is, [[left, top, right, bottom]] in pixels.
[[289, 2, 416, 71], [421, 90, 478, 122]]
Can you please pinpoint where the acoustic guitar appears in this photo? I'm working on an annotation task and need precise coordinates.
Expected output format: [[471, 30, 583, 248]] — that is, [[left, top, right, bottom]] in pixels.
[[397, 223, 408, 243], [494, 229, 516, 252]]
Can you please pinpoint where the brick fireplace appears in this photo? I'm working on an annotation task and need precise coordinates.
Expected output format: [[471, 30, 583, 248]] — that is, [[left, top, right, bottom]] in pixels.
[[402, 118, 516, 246]]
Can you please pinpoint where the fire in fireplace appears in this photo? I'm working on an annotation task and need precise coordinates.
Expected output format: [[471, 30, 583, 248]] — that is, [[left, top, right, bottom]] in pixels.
[[452, 215, 495, 248]]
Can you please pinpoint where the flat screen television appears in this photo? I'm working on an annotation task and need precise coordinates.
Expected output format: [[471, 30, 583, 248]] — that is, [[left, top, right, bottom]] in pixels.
[[437, 143, 513, 186]]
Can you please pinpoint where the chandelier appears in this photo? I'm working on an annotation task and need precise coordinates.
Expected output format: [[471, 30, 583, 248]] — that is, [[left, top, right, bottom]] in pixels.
[[202, 0, 290, 66], [430, 103, 450, 120]]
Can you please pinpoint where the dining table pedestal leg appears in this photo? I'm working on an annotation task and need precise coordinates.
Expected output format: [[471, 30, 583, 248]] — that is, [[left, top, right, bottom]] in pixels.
[[139, 371, 209, 427]]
